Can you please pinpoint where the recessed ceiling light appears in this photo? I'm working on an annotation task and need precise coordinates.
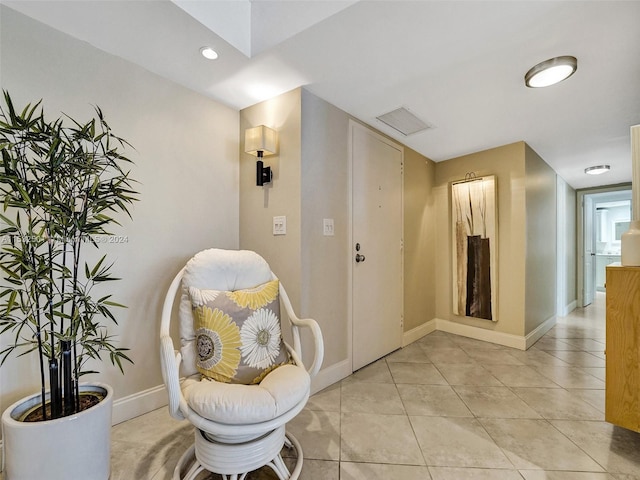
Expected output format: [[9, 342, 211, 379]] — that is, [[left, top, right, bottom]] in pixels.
[[585, 165, 610, 175], [525, 56, 577, 88], [200, 46, 218, 60]]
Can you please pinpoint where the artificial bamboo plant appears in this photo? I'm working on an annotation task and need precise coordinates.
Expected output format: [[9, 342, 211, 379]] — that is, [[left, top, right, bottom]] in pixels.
[[0, 91, 137, 420]]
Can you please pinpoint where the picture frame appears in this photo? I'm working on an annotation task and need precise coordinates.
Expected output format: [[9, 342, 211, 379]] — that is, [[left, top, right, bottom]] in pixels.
[[451, 175, 498, 321]]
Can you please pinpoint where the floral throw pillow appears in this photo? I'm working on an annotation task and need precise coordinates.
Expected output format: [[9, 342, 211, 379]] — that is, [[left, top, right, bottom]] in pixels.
[[188, 279, 291, 385]]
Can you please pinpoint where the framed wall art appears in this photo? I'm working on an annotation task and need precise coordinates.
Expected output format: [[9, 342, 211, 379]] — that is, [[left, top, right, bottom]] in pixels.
[[451, 174, 498, 321]]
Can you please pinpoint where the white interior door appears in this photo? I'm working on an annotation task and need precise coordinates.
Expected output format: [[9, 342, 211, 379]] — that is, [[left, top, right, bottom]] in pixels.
[[350, 122, 403, 371], [583, 195, 595, 306]]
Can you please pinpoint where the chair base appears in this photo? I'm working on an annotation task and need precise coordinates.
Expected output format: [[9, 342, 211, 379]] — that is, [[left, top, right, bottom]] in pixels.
[[173, 426, 303, 480]]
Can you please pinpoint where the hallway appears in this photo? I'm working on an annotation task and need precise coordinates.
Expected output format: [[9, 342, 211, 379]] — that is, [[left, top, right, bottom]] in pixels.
[[108, 292, 640, 479]]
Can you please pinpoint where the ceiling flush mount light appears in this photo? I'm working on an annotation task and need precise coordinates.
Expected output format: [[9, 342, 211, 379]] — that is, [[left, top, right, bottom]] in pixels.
[[199, 46, 218, 60], [585, 165, 611, 175], [245, 125, 278, 186], [525, 56, 577, 88]]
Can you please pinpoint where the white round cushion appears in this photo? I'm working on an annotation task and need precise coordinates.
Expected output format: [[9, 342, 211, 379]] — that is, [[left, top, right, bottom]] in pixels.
[[181, 363, 310, 425]]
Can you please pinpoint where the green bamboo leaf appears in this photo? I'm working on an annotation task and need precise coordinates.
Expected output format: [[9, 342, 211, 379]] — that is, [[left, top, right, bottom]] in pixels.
[[5, 290, 17, 314], [102, 300, 126, 308], [89, 254, 106, 278], [0, 264, 20, 279]]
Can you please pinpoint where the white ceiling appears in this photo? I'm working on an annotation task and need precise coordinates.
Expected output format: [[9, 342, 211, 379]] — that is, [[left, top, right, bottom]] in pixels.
[[5, 0, 640, 189]]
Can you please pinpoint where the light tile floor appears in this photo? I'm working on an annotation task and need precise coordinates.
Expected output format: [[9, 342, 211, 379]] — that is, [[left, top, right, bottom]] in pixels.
[[108, 292, 640, 479]]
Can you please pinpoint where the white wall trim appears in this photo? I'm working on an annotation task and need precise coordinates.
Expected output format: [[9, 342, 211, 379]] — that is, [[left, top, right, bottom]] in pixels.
[[434, 318, 528, 350], [433, 316, 555, 351], [111, 384, 168, 426], [524, 315, 557, 349], [402, 319, 437, 346], [561, 300, 577, 317], [311, 359, 351, 395]]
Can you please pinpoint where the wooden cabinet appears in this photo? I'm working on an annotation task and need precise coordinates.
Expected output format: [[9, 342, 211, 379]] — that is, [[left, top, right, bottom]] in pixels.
[[605, 265, 640, 432]]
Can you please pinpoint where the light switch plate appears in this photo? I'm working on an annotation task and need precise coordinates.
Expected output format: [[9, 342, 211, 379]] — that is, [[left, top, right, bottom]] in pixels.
[[323, 218, 334, 236], [273, 216, 286, 235]]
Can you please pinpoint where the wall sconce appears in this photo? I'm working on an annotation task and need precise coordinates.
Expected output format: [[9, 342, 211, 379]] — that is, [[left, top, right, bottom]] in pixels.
[[245, 125, 277, 186]]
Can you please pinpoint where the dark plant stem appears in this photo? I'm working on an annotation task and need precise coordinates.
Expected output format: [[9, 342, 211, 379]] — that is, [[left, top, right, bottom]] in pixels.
[[62, 339, 74, 415], [48, 358, 61, 418], [37, 331, 47, 421], [72, 232, 81, 410], [47, 230, 60, 403], [28, 217, 49, 420]]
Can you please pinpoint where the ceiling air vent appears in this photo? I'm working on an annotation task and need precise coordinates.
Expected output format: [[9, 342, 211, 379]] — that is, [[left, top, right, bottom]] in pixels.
[[376, 107, 433, 136]]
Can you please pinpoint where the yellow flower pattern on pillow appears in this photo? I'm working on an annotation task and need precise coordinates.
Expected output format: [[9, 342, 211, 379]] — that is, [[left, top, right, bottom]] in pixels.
[[188, 280, 291, 384], [227, 280, 278, 309], [193, 306, 241, 382]]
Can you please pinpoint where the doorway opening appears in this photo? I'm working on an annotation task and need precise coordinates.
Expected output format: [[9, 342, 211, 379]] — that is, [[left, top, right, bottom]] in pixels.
[[577, 186, 632, 307]]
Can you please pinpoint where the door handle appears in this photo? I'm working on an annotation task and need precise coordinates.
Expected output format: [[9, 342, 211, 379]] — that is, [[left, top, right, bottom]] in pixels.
[[355, 254, 366, 263]]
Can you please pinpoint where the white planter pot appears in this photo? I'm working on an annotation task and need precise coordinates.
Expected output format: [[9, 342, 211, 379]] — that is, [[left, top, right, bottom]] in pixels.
[[1, 382, 113, 480]]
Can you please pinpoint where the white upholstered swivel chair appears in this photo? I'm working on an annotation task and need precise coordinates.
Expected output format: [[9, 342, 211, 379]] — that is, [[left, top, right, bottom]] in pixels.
[[160, 249, 324, 480]]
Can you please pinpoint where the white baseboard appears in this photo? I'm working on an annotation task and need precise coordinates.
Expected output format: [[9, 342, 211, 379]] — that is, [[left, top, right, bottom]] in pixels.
[[431, 315, 557, 351], [402, 319, 436, 346], [563, 300, 577, 316], [111, 384, 168, 425], [434, 318, 528, 350], [525, 315, 557, 349], [311, 358, 351, 395]]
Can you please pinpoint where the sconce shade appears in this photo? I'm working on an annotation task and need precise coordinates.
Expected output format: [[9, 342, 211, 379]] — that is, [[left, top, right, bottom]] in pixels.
[[245, 125, 277, 157]]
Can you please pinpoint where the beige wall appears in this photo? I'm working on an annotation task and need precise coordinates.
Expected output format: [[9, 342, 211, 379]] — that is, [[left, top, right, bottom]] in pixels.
[[404, 150, 437, 330], [239, 89, 302, 306], [0, 7, 239, 418], [239, 89, 436, 372], [524, 144, 558, 334], [557, 176, 578, 315], [300, 90, 350, 366], [434, 142, 527, 336]]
